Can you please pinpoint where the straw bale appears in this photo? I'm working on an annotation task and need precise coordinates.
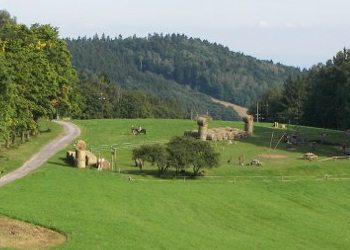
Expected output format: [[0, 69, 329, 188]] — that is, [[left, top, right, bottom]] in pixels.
[[75, 140, 86, 151], [85, 151, 97, 166], [197, 117, 208, 126]]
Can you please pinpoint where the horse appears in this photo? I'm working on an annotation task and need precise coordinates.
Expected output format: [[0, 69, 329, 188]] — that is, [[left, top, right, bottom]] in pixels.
[[131, 127, 147, 135]]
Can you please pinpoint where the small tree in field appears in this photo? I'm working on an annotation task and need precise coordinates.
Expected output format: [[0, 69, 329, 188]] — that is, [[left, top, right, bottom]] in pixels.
[[190, 139, 220, 176], [132, 144, 168, 174], [167, 136, 220, 176], [133, 136, 220, 177]]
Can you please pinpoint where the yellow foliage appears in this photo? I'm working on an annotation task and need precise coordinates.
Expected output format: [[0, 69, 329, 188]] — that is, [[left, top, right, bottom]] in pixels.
[[35, 40, 47, 49]]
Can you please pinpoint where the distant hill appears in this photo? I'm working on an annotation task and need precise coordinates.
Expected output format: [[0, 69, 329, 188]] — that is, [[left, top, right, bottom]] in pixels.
[[65, 33, 302, 120]]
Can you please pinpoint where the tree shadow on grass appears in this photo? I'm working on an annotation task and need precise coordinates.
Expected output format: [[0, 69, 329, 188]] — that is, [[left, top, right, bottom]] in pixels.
[[47, 157, 75, 167], [239, 124, 348, 158], [126, 167, 201, 180]]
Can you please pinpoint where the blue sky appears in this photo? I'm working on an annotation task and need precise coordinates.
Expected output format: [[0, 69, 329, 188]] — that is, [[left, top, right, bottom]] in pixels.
[[3, 0, 350, 69]]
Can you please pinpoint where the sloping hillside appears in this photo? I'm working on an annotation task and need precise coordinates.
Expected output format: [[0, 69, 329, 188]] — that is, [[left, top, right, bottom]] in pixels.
[[66, 33, 301, 120], [211, 97, 248, 118]]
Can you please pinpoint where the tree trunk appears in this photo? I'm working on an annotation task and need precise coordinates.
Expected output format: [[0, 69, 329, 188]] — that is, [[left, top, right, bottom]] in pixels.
[[11, 135, 15, 147]]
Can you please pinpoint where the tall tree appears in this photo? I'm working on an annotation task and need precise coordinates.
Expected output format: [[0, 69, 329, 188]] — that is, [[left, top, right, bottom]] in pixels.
[[0, 10, 16, 27], [280, 76, 306, 124]]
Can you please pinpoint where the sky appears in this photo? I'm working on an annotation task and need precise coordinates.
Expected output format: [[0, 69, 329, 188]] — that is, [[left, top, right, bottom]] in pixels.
[[2, 0, 350, 69]]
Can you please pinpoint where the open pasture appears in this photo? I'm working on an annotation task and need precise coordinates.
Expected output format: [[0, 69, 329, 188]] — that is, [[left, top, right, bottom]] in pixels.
[[1, 119, 350, 250]]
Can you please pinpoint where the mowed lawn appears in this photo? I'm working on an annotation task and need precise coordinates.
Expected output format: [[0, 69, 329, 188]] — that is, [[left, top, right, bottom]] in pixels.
[[1, 119, 350, 250]]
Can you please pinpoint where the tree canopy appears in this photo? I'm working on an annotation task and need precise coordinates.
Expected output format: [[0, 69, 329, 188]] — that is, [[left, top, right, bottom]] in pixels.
[[0, 10, 79, 147], [133, 136, 220, 176], [65, 34, 302, 120], [250, 48, 350, 130]]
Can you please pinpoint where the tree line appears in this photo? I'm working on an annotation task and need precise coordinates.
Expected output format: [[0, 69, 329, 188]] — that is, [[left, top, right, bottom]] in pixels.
[[74, 72, 185, 119], [0, 10, 78, 149], [249, 48, 350, 130]]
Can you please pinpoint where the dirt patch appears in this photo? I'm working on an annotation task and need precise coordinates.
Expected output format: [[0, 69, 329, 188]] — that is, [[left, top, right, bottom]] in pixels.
[[0, 217, 66, 250], [259, 154, 288, 159]]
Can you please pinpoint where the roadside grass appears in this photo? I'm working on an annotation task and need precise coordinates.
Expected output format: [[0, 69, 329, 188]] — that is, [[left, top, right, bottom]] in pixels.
[[1, 119, 350, 249], [0, 120, 62, 174]]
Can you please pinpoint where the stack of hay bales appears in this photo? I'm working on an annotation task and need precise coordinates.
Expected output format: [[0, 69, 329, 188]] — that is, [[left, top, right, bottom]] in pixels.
[[184, 117, 246, 141], [197, 117, 209, 141], [66, 140, 107, 169], [243, 115, 254, 136], [207, 127, 246, 141]]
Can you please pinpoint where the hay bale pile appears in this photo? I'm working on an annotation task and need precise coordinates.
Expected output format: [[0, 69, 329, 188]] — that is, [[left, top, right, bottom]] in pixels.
[[185, 116, 246, 141], [207, 127, 246, 141], [185, 127, 246, 141], [66, 140, 109, 170], [300, 152, 318, 161]]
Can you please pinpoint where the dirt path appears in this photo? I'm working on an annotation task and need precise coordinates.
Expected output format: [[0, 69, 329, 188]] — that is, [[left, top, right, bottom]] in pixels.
[[0, 121, 80, 187]]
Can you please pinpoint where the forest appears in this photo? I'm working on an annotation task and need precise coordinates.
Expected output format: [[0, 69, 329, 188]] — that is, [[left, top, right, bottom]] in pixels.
[[65, 33, 302, 119], [250, 48, 350, 130]]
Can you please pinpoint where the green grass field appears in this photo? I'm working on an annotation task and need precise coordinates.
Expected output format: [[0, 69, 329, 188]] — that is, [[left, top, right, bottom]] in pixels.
[[1, 119, 350, 249]]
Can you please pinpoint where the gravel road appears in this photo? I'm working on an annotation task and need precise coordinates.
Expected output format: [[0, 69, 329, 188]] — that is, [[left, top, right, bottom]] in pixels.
[[0, 121, 81, 187]]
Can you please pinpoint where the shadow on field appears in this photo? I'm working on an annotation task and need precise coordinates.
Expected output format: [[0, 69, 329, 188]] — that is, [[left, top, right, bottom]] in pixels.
[[48, 157, 75, 167], [243, 124, 348, 158], [127, 167, 201, 179]]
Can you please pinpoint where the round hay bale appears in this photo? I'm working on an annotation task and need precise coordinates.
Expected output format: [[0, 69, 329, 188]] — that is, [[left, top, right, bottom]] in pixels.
[[75, 140, 86, 151], [206, 133, 213, 140], [197, 117, 208, 126], [75, 149, 86, 168], [198, 125, 208, 140], [101, 160, 110, 170]]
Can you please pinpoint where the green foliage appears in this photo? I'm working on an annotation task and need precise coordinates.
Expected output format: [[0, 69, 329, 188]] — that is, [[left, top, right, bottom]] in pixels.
[[0, 10, 16, 27], [76, 73, 184, 119], [303, 49, 350, 129], [133, 144, 168, 174], [0, 12, 79, 148], [65, 34, 301, 120], [254, 48, 350, 129], [133, 136, 220, 176]]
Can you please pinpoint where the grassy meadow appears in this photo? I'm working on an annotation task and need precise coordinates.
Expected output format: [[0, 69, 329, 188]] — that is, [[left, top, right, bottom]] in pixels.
[[1, 119, 350, 249]]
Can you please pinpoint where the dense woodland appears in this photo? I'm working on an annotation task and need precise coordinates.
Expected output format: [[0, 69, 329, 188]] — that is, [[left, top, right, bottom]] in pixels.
[[65, 34, 302, 119], [249, 49, 350, 130]]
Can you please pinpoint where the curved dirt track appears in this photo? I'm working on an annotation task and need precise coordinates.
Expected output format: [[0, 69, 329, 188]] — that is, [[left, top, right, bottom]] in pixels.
[[0, 121, 80, 187]]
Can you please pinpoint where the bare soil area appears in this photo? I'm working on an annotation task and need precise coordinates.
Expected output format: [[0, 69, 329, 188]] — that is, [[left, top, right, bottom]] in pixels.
[[0, 217, 66, 250]]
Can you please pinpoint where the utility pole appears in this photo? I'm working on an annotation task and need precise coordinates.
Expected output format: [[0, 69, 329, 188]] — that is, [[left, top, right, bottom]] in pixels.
[[99, 93, 106, 119], [256, 102, 259, 123]]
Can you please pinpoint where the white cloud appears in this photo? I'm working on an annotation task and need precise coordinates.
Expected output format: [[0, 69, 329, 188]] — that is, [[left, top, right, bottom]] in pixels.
[[285, 22, 311, 29], [258, 20, 270, 28]]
